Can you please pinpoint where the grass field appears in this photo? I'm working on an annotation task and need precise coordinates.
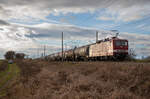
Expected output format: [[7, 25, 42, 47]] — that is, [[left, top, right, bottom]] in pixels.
[[3, 60, 150, 99], [0, 61, 20, 97]]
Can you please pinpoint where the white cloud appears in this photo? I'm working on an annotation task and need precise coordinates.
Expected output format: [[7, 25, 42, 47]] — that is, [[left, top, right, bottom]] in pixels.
[[136, 24, 150, 31], [116, 5, 149, 22], [0, 21, 150, 58], [0, 25, 36, 52], [97, 4, 150, 22], [0, 0, 150, 22], [97, 16, 114, 21], [0, 0, 150, 58]]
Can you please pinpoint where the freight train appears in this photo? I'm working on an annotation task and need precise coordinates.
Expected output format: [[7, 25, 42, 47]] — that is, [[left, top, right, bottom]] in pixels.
[[45, 37, 128, 61]]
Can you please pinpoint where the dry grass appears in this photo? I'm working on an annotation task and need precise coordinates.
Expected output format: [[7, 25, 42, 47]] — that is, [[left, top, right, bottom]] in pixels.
[[0, 61, 20, 98], [4, 61, 150, 99], [0, 61, 8, 72]]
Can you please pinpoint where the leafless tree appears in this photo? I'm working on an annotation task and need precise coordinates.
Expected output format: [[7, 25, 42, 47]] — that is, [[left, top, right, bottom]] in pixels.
[[4, 51, 15, 60]]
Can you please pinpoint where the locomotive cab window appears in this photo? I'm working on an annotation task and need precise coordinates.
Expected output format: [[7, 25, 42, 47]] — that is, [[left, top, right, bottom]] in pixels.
[[115, 41, 128, 46]]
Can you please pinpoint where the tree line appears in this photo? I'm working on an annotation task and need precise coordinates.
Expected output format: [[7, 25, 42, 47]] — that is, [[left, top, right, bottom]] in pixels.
[[4, 51, 25, 60]]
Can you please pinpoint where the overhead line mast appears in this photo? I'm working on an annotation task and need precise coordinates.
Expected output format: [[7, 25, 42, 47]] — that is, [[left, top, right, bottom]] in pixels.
[[62, 32, 64, 62], [44, 45, 46, 57], [96, 31, 98, 43]]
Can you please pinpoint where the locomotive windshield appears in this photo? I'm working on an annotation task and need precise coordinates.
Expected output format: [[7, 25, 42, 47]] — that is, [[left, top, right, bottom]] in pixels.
[[115, 40, 128, 46]]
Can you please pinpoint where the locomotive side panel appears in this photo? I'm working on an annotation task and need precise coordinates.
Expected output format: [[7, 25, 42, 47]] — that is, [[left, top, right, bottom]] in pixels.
[[89, 41, 113, 57]]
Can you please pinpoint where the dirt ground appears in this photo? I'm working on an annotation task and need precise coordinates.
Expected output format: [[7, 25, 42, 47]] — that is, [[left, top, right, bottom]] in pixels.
[[3, 60, 150, 99]]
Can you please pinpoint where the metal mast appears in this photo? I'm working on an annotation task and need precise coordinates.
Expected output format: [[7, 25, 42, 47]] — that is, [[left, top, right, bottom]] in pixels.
[[96, 31, 98, 43], [62, 32, 64, 62]]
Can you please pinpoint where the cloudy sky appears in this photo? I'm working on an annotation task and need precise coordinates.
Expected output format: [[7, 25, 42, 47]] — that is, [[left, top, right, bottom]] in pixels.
[[0, 0, 150, 58]]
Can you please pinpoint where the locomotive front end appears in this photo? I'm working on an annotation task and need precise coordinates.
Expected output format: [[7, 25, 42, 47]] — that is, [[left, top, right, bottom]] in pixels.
[[113, 39, 128, 59]]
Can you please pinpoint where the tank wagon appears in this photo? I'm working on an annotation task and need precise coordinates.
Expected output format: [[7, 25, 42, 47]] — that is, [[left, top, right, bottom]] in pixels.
[[46, 37, 128, 61]]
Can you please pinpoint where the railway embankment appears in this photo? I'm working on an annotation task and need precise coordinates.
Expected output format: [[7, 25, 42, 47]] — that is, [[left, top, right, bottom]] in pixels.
[[3, 60, 150, 99], [0, 61, 20, 98]]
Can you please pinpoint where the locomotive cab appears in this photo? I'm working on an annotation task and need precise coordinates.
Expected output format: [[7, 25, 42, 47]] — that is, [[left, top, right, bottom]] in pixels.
[[113, 38, 128, 59], [114, 40, 128, 49]]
